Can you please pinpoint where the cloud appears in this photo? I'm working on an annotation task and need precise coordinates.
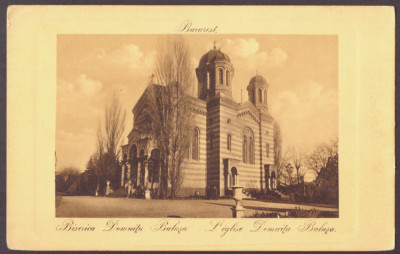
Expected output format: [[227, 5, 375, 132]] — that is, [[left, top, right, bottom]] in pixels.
[[270, 80, 338, 152], [56, 80, 105, 171], [224, 38, 259, 57], [94, 44, 154, 71], [268, 48, 288, 68], [220, 38, 288, 71], [75, 74, 103, 96], [58, 75, 103, 97]]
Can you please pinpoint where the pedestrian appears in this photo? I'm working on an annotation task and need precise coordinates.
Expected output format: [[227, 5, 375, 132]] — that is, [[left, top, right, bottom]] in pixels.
[[213, 186, 217, 199], [127, 180, 133, 198]]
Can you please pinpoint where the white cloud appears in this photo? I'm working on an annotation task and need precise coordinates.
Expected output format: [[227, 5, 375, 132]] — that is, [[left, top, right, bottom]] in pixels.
[[75, 74, 103, 96], [224, 38, 259, 57], [270, 80, 338, 153], [220, 38, 287, 71], [95, 44, 154, 71], [58, 75, 103, 97], [268, 48, 288, 68]]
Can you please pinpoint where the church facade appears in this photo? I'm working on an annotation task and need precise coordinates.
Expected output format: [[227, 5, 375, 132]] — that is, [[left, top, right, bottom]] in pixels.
[[120, 47, 278, 197]]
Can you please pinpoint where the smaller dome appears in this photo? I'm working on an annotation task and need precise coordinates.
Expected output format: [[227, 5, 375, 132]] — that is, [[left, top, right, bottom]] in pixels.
[[199, 49, 231, 68], [249, 75, 267, 86]]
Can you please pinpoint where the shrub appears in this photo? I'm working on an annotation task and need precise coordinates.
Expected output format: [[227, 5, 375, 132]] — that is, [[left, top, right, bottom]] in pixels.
[[247, 211, 282, 218], [134, 185, 145, 198], [243, 188, 261, 199], [289, 207, 320, 218]]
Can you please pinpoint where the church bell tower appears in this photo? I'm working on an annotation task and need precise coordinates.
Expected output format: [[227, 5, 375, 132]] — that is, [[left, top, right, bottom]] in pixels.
[[196, 43, 234, 100], [247, 74, 269, 112]]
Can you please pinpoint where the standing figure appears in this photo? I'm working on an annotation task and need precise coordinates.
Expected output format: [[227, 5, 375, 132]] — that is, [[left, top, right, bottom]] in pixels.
[[127, 180, 133, 198]]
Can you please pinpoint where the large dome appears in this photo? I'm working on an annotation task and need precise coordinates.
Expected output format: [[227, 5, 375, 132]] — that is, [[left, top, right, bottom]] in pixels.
[[198, 49, 231, 68]]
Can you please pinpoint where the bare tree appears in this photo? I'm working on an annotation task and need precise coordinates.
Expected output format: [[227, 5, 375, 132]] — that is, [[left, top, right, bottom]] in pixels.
[[146, 36, 193, 198], [104, 94, 126, 158], [288, 146, 307, 184], [94, 123, 105, 195], [281, 155, 294, 186], [307, 138, 338, 177], [91, 95, 126, 195], [273, 122, 283, 186]]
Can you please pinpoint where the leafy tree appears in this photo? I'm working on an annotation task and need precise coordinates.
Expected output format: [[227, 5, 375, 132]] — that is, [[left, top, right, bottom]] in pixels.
[[306, 138, 338, 204], [315, 153, 338, 204], [55, 167, 80, 193]]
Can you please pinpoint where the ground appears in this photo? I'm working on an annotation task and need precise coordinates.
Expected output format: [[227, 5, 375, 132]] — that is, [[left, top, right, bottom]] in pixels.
[[56, 196, 339, 218]]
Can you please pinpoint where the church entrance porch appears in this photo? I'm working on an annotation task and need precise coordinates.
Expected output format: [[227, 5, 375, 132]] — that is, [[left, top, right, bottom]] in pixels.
[[121, 147, 164, 198], [223, 158, 241, 196], [264, 164, 276, 192]]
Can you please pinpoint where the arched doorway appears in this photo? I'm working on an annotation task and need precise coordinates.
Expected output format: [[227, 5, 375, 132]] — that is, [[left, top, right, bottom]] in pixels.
[[270, 171, 276, 190], [264, 165, 270, 191], [149, 149, 161, 192], [129, 145, 138, 187], [231, 167, 238, 186]]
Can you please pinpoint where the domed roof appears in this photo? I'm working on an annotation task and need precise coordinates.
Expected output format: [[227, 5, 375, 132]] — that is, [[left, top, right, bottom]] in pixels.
[[249, 75, 268, 86], [198, 49, 231, 68]]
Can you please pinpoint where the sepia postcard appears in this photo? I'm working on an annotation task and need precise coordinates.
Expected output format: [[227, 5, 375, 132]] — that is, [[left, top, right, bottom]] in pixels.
[[6, 5, 394, 251]]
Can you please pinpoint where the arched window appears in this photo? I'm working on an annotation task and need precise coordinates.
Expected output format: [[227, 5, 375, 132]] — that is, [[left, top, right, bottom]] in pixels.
[[130, 145, 137, 159], [249, 137, 254, 164], [219, 68, 224, 85], [243, 136, 247, 163], [264, 90, 267, 104], [242, 127, 254, 164], [227, 134, 231, 151], [231, 167, 238, 186], [266, 143, 270, 157], [259, 88, 263, 103], [226, 70, 230, 86], [184, 142, 190, 159], [192, 128, 199, 160]]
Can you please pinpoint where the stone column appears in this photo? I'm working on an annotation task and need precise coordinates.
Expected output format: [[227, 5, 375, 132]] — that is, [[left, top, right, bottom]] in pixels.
[[143, 160, 149, 188], [206, 71, 210, 90], [121, 163, 125, 187], [126, 162, 131, 181], [270, 177, 273, 191], [156, 161, 162, 189], [223, 68, 226, 86], [144, 160, 151, 199], [137, 160, 142, 187]]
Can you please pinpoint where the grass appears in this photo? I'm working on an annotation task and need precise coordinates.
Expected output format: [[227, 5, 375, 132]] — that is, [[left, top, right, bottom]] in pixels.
[[56, 194, 63, 207], [247, 207, 322, 218], [289, 207, 321, 218]]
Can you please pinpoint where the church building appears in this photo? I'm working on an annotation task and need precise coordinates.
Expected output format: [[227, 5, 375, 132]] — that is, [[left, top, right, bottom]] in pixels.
[[120, 46, 278, 197]]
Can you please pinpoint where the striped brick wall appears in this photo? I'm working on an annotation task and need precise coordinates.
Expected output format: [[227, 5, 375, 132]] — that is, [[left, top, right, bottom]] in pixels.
[[125, 86, 277, 197], [180, 105, 207, 192]]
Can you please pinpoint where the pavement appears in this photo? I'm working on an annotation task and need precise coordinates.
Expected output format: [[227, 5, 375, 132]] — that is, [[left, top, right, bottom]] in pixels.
[[56, 196, 339, 218]]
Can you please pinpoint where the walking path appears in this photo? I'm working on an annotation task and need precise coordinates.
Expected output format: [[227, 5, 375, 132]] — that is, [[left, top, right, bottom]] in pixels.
[[56, 196, 338, 218]]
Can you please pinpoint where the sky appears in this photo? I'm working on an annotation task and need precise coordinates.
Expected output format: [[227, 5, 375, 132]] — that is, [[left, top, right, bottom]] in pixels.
[[56, 34, 338, 179]]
